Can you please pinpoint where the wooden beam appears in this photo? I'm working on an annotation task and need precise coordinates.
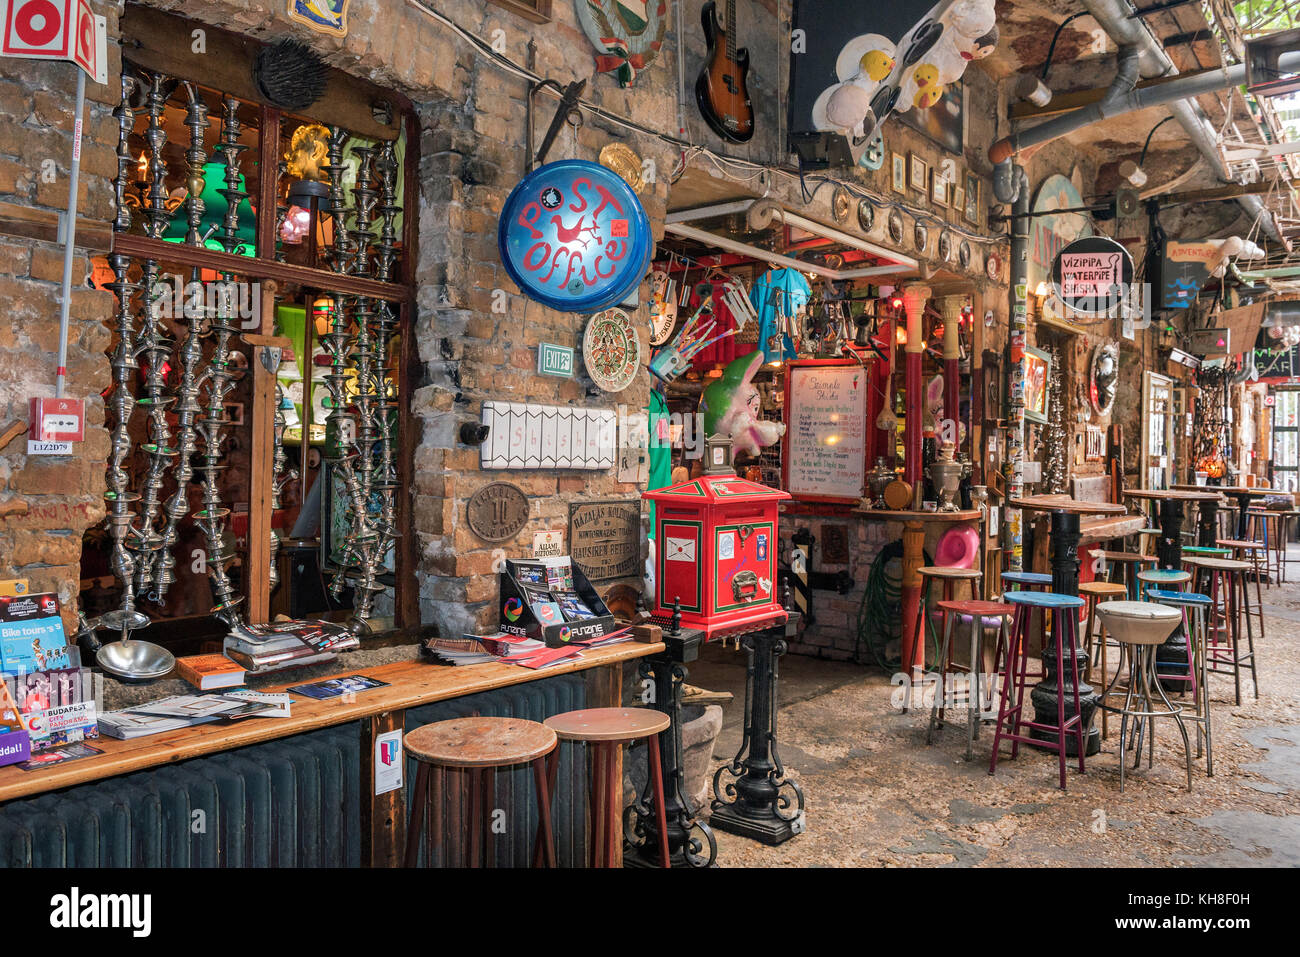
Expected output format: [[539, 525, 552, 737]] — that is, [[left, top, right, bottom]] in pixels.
[[361, 710, 407, 868], [0, 200, 112, 252], [242, 323, 289, 625]]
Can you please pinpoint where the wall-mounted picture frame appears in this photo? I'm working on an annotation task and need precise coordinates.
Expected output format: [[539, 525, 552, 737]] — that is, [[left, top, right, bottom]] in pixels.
[[930, 169, 948, 207], [1024, 346, 1051, 424], [909, 152, 929, 193], [951, 185, 965, 217], [487, 0, 553, 23], [891, 152, 906, 194], [963, 171, 981, 225]]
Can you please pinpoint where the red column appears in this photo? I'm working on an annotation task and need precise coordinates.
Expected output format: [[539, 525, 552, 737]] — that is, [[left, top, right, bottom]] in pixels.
[[899, 285, 932, 679]]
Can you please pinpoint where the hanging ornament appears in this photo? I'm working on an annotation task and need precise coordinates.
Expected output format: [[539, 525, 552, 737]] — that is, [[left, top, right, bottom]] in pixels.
[[576, 0, 670, 88]]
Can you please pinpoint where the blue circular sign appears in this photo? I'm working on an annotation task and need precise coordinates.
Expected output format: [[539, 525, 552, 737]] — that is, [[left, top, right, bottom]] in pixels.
[[498, 159, 653, 313]]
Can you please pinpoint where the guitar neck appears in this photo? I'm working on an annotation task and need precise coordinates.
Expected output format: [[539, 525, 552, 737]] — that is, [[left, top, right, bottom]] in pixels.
[[725, 0, 737, 61]]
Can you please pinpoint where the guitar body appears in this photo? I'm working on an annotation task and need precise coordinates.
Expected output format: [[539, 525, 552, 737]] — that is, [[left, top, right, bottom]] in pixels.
[[695, 0, 754, 143]]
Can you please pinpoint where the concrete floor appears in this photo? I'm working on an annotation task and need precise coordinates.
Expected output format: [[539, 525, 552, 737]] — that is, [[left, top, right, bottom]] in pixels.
[[687, 559, 1300, 867]]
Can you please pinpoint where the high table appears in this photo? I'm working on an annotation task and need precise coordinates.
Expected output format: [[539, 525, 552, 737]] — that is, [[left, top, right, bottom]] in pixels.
[[1009, 495, 1128, 756], [1123, 487, 1225, 685], [1171, 484, 1258, 543], [853, 507, 984, 676]]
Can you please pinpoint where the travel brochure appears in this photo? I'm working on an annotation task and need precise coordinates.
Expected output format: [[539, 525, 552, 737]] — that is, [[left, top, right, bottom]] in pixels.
[[0, 593, 75, 675], [286, 675, 389, 700]]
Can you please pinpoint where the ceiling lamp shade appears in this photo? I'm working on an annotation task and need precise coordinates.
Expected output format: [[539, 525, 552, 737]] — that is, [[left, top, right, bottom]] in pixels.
[[162, 158, 257, 255]]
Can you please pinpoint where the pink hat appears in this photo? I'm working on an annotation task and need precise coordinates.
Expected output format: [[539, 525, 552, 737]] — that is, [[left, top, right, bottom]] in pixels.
[[935, 525, 980, 568]]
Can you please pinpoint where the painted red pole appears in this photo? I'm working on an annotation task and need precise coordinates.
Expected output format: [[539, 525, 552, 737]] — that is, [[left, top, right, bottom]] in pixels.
[[899, 285, 932, 679]]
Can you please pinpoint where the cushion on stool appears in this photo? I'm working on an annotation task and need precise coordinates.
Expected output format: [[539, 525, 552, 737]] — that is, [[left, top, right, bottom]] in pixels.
[[1095, 600, 1182, 645], [918, 565, 983, 580], [936, 599, 1015, 617], [1146, 588, 1212, 605], [1003, 590, 1085, 609], [1001, 571, 1052, 586], [1079, 580, 1127, 597]]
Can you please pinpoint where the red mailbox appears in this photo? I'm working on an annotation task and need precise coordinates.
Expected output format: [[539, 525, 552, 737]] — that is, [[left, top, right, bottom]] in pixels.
[[643, 438, 790, 641]]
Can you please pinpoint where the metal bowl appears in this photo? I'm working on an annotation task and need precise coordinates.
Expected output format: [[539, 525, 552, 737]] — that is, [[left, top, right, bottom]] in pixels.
[[97, 639, 176, 682]]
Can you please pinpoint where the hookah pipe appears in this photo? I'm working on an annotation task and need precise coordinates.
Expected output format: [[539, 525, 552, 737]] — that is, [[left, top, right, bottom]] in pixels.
[[369, 141, 403, 589]]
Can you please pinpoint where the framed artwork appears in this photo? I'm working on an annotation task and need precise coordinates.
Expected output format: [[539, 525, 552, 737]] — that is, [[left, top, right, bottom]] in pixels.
[[963, 171, 981, 225], [1024, 346, 1051, 424], [951, 185, 965, 217], [909, 153, 929, 193], [891, 152, 906, 193], [930, 170, 948, 206], [487, 0, 553, 23]]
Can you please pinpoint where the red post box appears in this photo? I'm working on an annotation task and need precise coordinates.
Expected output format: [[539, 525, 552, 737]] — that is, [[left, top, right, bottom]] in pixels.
[[643, 437, 790, 641]]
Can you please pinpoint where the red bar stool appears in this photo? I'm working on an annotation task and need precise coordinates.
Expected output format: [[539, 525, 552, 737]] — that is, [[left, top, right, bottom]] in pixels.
[[989, 590, 1087, 790], [404, 716, 558, 868], [1216, 538, 1267, 644], [543, 707, 671, 868], [905, 566, 982, 710], [1079, 579, 1128, 739], [926, 599, 1014, 760]]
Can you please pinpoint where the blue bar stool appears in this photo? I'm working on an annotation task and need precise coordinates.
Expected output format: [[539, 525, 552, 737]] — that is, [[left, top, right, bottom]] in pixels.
[[999, 570, 1051, 591], [1135, 567, 1190, 600], [1145, 588, 1214, 776], [989, 590, 1087, 790]]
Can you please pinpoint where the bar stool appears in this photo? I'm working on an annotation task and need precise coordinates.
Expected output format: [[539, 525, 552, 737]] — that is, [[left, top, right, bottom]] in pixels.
[[906, 566, 982, 710], [1182, 556, 1260, 705], [1135, 567, 1190, 601], [1094, 601, 1193, 793], [1246, 508, 1283, 585], [927, 599, 1015, 760], [1182, 545, 1231, 559], [1144, 587, 1214, 776], [1079, 580, 1128, 741], [1000, 570, 1051, 592], [1216, 538, 1267, 644], [989, 590, 1087, 790], [1136, 526, 1162, 557], [1097, 550, 1156, 601], [542, 707, 671, 868], [404, 716, 558, 868]]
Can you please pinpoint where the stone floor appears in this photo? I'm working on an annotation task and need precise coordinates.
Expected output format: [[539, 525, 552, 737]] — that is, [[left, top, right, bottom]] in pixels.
[[687, 559, 1300, 867]]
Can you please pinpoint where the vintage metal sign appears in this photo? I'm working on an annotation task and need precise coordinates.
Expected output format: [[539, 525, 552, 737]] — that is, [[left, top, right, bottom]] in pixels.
[[498, 160, 653, 313], [466, 482, 530, 543], [569, 501, 642, 581], [1051, 236, 1133, 316]]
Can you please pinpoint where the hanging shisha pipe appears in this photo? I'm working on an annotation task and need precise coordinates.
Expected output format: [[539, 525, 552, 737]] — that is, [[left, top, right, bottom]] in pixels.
[[83, 73, 176, 680]]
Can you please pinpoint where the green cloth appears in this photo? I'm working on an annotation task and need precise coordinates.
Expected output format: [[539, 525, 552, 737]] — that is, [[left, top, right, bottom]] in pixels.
[[647, 390, 672, 537]]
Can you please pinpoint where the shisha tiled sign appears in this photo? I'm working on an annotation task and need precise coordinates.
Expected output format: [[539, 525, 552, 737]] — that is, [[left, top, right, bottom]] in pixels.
[[1051, 236, 1133, 316], [498, 160, 653, 313]]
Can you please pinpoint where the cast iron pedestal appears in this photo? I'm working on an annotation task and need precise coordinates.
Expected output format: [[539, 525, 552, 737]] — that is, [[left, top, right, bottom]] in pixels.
[[710, 612, 806, 846], [625, 626, 718, 868], [1029, 510, 1100, 756]]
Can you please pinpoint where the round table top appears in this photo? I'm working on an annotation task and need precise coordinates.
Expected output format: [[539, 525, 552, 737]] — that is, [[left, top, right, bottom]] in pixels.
[[543, 707, 669, 742], [1174, 485, 1268, 496], [1123, 488, 1225, 502], [404, 716, 557, 767], [853, 508, 983, 523], [1009, 494, 1128, 516]]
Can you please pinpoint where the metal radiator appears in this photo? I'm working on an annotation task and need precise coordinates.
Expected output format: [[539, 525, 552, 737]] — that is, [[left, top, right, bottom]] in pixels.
[[0, 674, 589, 868]]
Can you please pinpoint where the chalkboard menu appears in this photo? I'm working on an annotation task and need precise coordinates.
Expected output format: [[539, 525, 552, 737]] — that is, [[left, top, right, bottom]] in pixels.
[[781, 360, 869, 503]]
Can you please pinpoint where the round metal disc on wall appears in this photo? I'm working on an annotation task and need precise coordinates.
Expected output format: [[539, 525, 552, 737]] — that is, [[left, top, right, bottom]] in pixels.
[[913, 222, 928, 254], [938, 230, 954, 263], [958, 239, 971, 270], [887, 209, 904, 245], [832, 187, 852, 225], [583, 307, 641, 392], [857, 198, 874, 232], [467, 482, 530, 542]]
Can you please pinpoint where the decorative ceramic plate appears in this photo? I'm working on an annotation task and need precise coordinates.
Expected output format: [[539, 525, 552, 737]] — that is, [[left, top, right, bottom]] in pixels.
[[583, 307, 641, 392]]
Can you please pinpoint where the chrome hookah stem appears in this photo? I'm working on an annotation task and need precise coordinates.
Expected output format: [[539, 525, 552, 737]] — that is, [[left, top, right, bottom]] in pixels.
[[371, 140, 402, 566]]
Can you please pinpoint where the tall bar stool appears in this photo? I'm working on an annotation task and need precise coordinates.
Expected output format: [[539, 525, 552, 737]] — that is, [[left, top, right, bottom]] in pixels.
[[927, 599, 1015, 760], [989, 590, 1087, 790], [1079, 580, 1128, 740], [999, 570, 1051, 592], [404, 716, 558, 868], [1246, 508, 1283, 585], [542, 707, 671, 868], [1216, 539, 1267, 644], [1097, 550, 1156, 601], [1144, 588, 1214, 776], [1182, 556, 1260, 705], [1135, 567, 1191, 601], [1136, 526, 1163, 557], [906, 566, 982, 711], [1182, 545, 1231, 559], [1094, 601, 1193, 792]]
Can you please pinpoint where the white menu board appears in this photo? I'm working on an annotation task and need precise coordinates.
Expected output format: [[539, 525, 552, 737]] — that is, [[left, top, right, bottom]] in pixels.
[[783, 361, 868, 502]]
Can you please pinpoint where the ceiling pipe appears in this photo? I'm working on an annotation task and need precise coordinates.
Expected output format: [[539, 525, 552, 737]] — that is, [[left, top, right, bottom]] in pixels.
[[663, 222, 914, 280], [991, 0, 1295, 245]]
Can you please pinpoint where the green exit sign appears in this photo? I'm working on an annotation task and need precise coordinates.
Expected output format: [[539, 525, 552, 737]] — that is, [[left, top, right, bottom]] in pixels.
[[538, 342, 574, 377]]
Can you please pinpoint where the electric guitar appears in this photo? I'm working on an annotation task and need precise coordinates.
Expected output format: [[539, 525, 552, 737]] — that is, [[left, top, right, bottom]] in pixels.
[[695, 0, 754, 143]]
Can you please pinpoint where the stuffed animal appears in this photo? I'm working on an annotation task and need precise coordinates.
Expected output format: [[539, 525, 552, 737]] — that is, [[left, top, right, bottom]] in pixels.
[[700, 352, 786, 458]]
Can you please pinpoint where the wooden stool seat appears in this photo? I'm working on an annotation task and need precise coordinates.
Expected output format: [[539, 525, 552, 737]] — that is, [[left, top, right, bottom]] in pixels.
[[918, 565, 982, 580], [935, 599, 1014, 617], [1079, 580, 1127, 597], [1182, 556, 1252, 573], [544, 707, 669, 743], [405, 716, 557, 767], [1217, 539, 1263, 551]]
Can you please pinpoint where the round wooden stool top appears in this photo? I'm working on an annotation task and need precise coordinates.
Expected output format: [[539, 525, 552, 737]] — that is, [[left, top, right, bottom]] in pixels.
[[1183, 556, 1252, 572], [936, 599, 1014, 617], [918, 565, 982, 580], [1217, 539, 1264, 551], [404, 716, 557, 767], [1079, 580, 1127, 597], [1097, 550, 1155, 563], [544, 707, 670, 743]]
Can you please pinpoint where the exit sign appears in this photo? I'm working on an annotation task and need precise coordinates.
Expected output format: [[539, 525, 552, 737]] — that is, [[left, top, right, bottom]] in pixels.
[[538, 342, 574, 378]]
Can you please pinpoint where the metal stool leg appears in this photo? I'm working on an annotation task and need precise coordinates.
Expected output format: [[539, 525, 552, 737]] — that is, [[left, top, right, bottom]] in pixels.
[[928, 607, 955, 743]]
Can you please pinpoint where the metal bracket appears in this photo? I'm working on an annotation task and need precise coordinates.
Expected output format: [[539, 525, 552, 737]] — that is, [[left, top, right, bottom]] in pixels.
[[526, 78, 586, 172]]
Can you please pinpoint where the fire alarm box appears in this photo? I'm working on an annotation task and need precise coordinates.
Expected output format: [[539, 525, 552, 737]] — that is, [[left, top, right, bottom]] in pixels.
[[28, 397, 85, 442], [643, 441, 791, 641]]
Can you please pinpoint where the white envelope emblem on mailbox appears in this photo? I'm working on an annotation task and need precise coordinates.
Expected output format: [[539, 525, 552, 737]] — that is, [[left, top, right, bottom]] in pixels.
[[665, 538, 696, 562]]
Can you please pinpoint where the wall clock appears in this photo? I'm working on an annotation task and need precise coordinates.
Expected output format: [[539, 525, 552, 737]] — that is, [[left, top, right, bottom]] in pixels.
[[583, 307, 641, 392]]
